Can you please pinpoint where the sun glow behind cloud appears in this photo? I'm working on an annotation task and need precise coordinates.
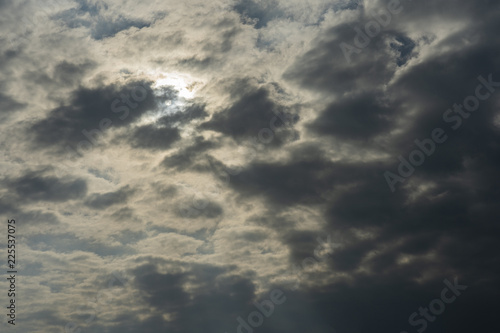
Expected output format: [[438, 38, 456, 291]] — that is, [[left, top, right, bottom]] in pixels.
[[134, 72, 203, 126], [154, 72, 200, 100]]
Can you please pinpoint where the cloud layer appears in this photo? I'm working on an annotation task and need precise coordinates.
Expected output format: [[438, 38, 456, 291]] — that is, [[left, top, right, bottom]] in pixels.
[[0, 0, 499, 332]]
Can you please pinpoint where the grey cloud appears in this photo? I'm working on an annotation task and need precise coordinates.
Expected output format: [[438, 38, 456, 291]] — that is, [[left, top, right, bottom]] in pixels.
[[200, 81, 299, 146], [15, 209, 61, 225], [151, 182, 178, 198], [53, 0, 152, 40], [127, 103, 209, 151], [161, 136, 218, 171], [177, 56, 216, 70], [84, 185, 135, 210], [27, 232, 136, 256], [110, 206, 140, 222], [159, 104, 209, 126], [129, 261, 256, 332], [29, 80, 157, 152], [0, 196, 60, 224], [308, 92, 397, 141], [175, 199, 223, 219], [3, 1, 500, 333], [0, 90, 25, 116], [110, 229, 147, 244], [234, 0, 284, 29], [229, 148, 341, 206], [202, 24, 241, 54], [4, 170, 87, 202], [22, 60, 97, 91], [52, 60, 96, 85], [283, 24, 396, 94], [130, 124, 181, 150]]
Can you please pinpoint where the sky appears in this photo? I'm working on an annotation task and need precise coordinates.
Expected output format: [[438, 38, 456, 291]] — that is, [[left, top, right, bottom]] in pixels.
[[0, 0, 499, 332]]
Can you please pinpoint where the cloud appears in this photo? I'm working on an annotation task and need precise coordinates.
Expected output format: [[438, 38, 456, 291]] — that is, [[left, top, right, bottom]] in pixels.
[[127, 103, 209, 151], [129, 260, 256, 332], [233, 0, 284, 29], [161, 136, 218, 171], [3, 170, 87, 202], [2, 0, 500, 332], [53, 0, 153, 40], [0, 91, 25, 118], [129, 124, 181, 150], [84, 185, 135, 210], [200, 80, 299, 146], [308, 91, 397, 141], [29, 80, 157, 153], [175, 199, 223, 219], [27, 231, 136, 256], [52, 60, 97, 86]]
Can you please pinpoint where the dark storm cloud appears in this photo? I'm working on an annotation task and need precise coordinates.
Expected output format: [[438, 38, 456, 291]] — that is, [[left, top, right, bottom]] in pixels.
[[84, 185, 135, 210], [200, 82, 299, 146], [269, 214, 499, 333], [309, 91, 397, 141], [248, 274, 498, 333], [369, 26, 500, 192], [383, 51, 500, 171], [228, 73, 500, 331], [129, 260, 256, 332], [228, 143, 408, 230], [81, 1, 500, 331], [96, 269, 499, 333], [53, 0, 152, 40], [284, 0, 500, 96], [71, 259, 255, 333], [134, 269, 190, 312], [280, 230, 322, 264], [279, 0, 500, 184], [29, 80, 157, 152], [283, 23, 399, 95], [86, 250, 497, 333], [228, 145, 343, 206], [3, 170, 87, 202]]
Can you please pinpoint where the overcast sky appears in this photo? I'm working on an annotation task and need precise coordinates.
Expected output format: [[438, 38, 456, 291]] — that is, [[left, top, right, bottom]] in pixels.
[[0, 0, 499, 332]]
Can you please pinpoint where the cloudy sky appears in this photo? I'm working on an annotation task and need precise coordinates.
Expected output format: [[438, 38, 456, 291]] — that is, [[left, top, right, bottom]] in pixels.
[[0, 0, 499, 332]]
